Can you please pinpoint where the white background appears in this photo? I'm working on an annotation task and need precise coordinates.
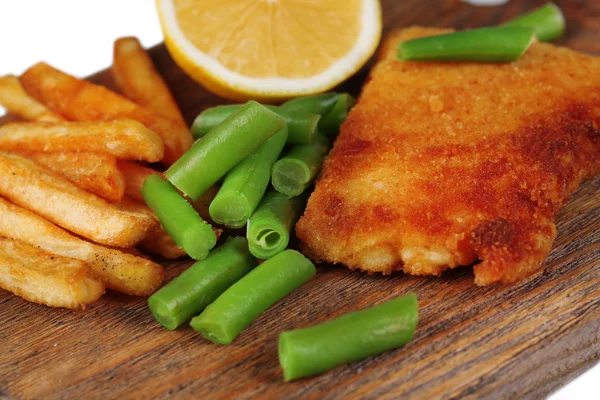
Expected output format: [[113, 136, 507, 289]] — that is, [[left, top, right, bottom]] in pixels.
[[0, 1, 597, 398]]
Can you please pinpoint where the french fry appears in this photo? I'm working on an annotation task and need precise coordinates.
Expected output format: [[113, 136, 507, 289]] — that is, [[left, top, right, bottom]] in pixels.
[[113, 37, 186, 126], [18, 151, 126, 203], [139, 226, 187, 259], [0, 237, 104, 309], [20, 62, 194, 165], [0, 75, 65, 122], [0, 113, 24, 126], [115, 195, 155, 213], [0, 197, 164, 296], [0, 119, 164, 162], [117, 160, 160, 201], [0, 152, 158, 247], [191, 184, 220, 223]]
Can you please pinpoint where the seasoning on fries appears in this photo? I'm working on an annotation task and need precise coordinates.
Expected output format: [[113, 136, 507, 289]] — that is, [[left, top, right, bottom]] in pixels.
[[0, 237, 104, 309], [0, 152, 158, 248], [0, 197, 164, 296]]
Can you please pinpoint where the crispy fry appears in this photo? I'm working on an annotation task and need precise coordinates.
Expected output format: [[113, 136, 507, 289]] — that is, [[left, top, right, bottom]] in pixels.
[[18, 151, 125, 202], [20, 62, 194, 165], [0, 119, 164, 162], [0, 152, 157, 247], [0, 197, 164, 296], [113, 37, 186, 126], [117, 160, 160, 201], [0, 237, 104, 309], [139, 226, 187, 259], [0, 75, 65, 122], [0, 113, 23, 126], [116, 195, 157, 215], [190, 184, 220, 223]]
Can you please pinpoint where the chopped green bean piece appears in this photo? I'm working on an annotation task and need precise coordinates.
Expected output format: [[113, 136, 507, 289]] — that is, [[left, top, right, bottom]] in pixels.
[[247, 190, 306, 259], [191, 105, 240, 140], [271, 132, 330, 197], [397, 27, 536, 63], [209, 127, 288, 229], [275, 107, 320, 144], [190, 250, 316, 345], [319, 93, 356, 136], [280, 92, 340, 117], [191, 104, 319, 144], [148, 237, 258, 330], [141, 174, 216, 260], [279, 293, 419, 381], [503, 3, 565, 42], [166, 101, 285, 200]]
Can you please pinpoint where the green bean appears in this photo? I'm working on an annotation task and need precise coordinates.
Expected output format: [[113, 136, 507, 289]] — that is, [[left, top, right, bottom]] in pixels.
[[190, 250, 316, 344], [503, 3, 564, 42], [275, 107, 320, 144], [141, 174, 216, 260], [191, 104, 319, 144], [247, 190, 306, 259], [166, 101, 285, 200], [280, 92, 339, 117], [397, 27, 536, 63], [279, 293, 419, 381], [280, 92, 351, 135], [148, 237, 257, 330], [190, 105, 240, 140], [209, 127, 288, 229], [271, 132, 330, 197], [319, 93, 355, 136]]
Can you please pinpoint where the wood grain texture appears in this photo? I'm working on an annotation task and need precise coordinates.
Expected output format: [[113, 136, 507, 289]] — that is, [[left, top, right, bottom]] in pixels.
[[1, 1, 599, 398]]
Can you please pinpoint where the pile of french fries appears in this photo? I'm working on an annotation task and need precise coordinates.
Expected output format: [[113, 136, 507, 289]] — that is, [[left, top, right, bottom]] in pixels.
[[0, 37, 211, 309]]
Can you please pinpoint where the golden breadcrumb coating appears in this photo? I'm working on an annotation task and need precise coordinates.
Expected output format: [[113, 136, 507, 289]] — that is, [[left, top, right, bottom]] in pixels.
[[296, 27, 600, 285]]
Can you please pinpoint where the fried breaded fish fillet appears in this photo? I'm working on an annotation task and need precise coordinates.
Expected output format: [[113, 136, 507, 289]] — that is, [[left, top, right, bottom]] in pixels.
[[296, 27, 600, 285]]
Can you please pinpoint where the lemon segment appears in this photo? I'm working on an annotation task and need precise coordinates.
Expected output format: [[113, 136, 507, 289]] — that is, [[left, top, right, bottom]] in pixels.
[[156, 0, 382, 102]]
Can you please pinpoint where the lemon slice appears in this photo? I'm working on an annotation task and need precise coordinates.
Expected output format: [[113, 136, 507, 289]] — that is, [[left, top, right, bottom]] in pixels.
[[156, 0, 382, 101]]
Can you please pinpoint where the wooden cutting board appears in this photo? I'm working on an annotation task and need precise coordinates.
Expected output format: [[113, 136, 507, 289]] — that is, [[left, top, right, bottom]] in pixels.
[[1, 1, 599, 398]]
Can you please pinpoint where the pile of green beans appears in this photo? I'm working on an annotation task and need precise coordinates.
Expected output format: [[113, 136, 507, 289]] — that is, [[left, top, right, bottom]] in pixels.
[[155, 93, 354, 263], [397, 2, 565, 62], [144, 93, 359, 373]]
